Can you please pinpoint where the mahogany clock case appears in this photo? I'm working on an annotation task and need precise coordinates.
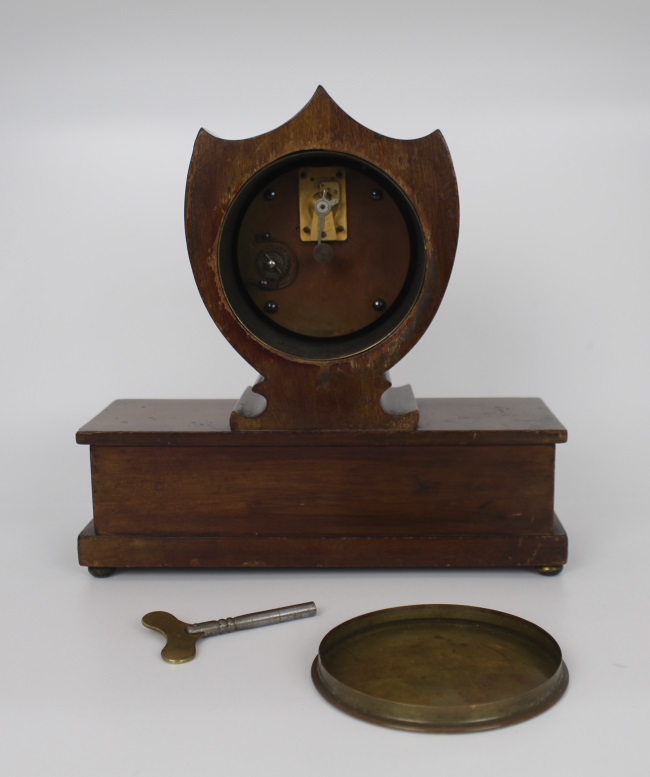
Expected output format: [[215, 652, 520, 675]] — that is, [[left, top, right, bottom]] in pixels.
[[76, 89, 568, 575]]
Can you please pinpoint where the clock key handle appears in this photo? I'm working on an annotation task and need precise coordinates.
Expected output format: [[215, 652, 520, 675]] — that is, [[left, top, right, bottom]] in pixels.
[[142, 601, 317, 663]]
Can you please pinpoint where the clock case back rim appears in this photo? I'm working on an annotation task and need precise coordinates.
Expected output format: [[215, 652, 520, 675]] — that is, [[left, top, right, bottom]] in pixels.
[[218, 149, 427, 361]]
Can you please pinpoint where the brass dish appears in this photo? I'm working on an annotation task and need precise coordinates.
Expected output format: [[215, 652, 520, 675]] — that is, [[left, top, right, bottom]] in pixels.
[[312, 604, 568, 733]]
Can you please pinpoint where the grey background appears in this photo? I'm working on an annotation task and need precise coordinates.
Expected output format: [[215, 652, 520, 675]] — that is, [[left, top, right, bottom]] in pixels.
[[1, 1, 648, 774]]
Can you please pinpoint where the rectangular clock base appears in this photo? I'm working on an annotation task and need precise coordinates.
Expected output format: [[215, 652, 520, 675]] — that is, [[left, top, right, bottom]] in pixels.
[[76, 398, 568, 574], [78, 516, 567, 572]]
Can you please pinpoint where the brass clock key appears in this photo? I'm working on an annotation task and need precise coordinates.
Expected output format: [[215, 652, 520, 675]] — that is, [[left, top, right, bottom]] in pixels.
[[142, 601, 317, 663]]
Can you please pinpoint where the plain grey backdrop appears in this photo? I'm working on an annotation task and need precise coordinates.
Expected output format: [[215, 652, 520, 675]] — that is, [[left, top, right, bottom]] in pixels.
[[1, 1, 648, 775]]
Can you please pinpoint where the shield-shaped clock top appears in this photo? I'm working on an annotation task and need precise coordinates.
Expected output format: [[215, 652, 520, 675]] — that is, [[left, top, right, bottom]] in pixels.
[[185, 87, 459, 430]]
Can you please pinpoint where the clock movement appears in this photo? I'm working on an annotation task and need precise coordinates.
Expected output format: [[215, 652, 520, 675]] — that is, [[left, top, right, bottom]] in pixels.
[[77, 88, 568, 576]]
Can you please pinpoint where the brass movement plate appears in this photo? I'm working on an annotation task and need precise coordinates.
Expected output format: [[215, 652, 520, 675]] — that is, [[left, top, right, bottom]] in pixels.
[[312, 605, 568, 733], [298, 166, 347, 241]]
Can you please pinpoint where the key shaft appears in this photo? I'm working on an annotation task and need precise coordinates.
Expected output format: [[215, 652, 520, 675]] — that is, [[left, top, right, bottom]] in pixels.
[[186, 602, 317, 636]]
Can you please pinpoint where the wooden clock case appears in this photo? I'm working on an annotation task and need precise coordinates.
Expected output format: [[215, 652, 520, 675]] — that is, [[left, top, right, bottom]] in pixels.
[[76, 88, 568, 576]]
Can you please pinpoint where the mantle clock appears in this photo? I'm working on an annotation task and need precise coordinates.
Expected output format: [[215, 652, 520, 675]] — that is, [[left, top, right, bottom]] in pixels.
[[77, 88, 568, 576]]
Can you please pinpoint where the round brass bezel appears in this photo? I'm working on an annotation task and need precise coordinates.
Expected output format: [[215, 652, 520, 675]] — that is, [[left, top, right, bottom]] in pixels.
[[312, 604, 569, 733]]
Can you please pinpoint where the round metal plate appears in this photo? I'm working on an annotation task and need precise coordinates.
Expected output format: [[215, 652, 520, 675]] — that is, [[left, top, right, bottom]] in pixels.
[[312, 604, 568, 733]]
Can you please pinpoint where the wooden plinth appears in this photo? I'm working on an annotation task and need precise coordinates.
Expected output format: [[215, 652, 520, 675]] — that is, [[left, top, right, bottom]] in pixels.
[[76, 398, 568, 573]]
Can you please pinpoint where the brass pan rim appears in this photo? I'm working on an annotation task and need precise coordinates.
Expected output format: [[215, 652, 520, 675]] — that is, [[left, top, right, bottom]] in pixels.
[[312, 604, 569, 733]]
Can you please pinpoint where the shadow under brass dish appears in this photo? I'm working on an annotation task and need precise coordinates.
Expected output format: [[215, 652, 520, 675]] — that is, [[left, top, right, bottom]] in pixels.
[[312, 604, 568, 733]]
